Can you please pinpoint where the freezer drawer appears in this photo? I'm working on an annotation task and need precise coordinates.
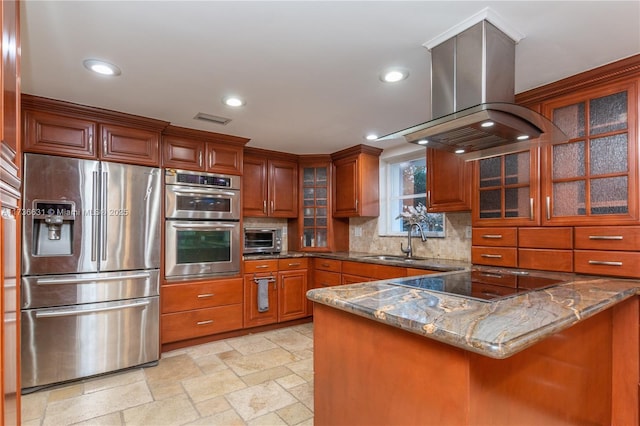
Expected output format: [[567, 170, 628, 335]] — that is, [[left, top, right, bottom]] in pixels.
[[21, 296, 159, 390], [21, 269, 159, 309]]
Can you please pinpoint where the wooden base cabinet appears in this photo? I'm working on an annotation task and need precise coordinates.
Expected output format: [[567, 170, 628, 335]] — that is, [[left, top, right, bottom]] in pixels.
[[161, 278, 244, 344], [243, 258, 309, 328]]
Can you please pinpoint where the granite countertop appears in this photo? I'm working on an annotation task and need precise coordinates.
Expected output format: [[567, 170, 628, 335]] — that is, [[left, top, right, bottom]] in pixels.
[[306, 266, 640, 359]]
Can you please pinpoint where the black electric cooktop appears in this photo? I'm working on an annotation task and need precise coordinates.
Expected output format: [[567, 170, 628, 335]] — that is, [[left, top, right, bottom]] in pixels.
[[390, 269, 567, 302]]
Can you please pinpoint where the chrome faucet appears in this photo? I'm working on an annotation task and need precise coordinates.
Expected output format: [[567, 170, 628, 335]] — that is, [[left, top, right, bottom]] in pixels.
[[400, 223, 427, 258]]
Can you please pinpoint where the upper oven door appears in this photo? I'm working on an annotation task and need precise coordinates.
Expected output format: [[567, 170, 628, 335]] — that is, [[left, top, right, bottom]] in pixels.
[[165, 185, 240, 220]]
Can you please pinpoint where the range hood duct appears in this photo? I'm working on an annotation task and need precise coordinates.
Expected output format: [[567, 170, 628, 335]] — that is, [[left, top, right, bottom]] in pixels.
[[380, 19, 566, 160]]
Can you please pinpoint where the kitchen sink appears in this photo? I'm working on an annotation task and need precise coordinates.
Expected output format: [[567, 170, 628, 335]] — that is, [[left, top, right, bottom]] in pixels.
[[359, 255, 424, 262]]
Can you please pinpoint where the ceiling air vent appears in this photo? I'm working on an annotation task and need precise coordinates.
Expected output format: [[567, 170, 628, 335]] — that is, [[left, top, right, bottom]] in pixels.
[[193, 112, 232, 125]]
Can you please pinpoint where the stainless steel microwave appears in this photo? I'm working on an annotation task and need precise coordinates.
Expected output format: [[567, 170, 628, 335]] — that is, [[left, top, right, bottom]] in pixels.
[[244, 228, 282, 254]]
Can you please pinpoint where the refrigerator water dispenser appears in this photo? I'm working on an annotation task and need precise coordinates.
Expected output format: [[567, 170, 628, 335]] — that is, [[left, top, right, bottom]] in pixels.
[[32, 201, 75, 256]]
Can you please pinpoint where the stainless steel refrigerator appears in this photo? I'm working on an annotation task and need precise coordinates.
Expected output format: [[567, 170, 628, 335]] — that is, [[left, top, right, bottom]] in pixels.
[[21, 153, 161, 391]]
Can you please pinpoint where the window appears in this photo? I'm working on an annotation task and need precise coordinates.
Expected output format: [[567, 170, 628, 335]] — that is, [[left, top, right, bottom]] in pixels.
[[379, 149, 445, 237]]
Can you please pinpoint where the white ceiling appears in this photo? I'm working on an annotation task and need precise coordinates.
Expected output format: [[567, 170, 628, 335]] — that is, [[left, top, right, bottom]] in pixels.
[[20, 1, 640, 155]]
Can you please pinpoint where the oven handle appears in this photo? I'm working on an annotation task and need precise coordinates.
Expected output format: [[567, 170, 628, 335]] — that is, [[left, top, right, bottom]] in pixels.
[[170, 222, 238, 230], [35, 272, 151, 285], [169, 188, 237, 197], [35, 300, 151, 318]]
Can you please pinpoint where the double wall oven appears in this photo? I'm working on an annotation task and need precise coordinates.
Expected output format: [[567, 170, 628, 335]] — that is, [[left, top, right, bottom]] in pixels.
[[165, 169, 241, 280]]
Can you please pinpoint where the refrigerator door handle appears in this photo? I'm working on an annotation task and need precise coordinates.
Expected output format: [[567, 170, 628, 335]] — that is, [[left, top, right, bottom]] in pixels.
[[35, 272, 152, 285], [101, 171, 108, 262], [34, 300, 151, 318], [91, 171, 99, 262]]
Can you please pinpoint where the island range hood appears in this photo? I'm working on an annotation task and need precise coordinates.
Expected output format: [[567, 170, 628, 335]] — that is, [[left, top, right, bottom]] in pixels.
[[380, 18, 567, 160]]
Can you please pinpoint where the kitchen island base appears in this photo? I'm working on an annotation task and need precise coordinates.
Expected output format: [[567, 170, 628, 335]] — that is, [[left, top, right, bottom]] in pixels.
[[312, 299, 638, 426]]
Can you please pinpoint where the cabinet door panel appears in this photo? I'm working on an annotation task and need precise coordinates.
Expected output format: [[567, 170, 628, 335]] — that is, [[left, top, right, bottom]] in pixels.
[[207, 142, 242, 174], [161, 304, 243, 343], [269, 159, 298, 217], [242, 156, 268, 217], [100, 124, 159, 166], [24, 110, 96, 158], [278, 270, 307, 321], [518, 249, 573, 272], [162, 279, 243, 313], [574, 250, 640, 278], [427, 148, 471, 212], [333, 157, 358, 216], [163, 136, 204, 170], [471, 247, 517, 267], [574, 226, 640, 250], [244, 274, 278, 327]]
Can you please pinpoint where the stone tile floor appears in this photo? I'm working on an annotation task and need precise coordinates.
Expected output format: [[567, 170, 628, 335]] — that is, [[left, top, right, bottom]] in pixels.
[[21, 323, 314, 426]]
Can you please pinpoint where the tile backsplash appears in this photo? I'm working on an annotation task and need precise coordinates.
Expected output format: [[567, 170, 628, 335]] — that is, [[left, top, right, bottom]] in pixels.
[[244, 212, 472, 262]]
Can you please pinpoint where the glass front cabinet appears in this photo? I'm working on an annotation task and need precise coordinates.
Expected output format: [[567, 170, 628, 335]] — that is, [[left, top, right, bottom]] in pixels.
[[291, 157, 349, 252], [474, 78, 638, 227], [541, 79, 638, 225]]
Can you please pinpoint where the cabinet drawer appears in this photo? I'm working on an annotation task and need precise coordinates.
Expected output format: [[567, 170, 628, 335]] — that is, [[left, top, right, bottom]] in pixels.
[[518, 227, 573, 249], [314, 270, 341, 287], [342, 274, 373, 285], [574, 250, 640, 278], [244, 259, 278, 273], [574, 226, 640, 251], [162, 279, 243, 313], [406, 268, 439, 277], [278, 258, 309, 271], [161, 304, 243, 343], [471, 247, 517, 267], [472, 228, 517, 247], [342, 261, 405, 280], [471, 270, 517, 288], [314, 258, 342, 273], [518, 249, 573, 272]]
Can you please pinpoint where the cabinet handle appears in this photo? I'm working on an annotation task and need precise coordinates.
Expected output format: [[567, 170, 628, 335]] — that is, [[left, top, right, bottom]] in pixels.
[[355, 199, 358, 211], [588, 260, 623, 267], [263, 200, 267, 214], [427, 190, 431, 208], [196, 320, 214, 325], [529, 198, 534, 221], [546, 196, 551, 221], [255, 265, 269, 269], [199, 151, 203, 168], [288, 262, 301, 267], [321, 263, 330, 267], [197, 293, 215, 298], [481, 254, 503, 259], [208, 151, 213, 167], [271, 200, 274, 213], [589, 235, 623, 240], [481, 234, 503, 239], [89, 135, 93, 153], [102, 137, 107, 155]]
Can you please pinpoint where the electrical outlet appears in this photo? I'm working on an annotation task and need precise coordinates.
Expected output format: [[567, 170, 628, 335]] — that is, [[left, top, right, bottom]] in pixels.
[[465, 226, 472, 239], [354, 226, 363, 237]]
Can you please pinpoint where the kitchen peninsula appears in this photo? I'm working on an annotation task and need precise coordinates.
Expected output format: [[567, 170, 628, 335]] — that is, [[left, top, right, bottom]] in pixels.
[[307, 268, 640, 426]]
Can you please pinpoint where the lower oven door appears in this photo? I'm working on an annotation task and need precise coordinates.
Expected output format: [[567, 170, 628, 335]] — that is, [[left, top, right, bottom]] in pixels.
[[21, 296, 159, 391], [165, 220, 240, 280]]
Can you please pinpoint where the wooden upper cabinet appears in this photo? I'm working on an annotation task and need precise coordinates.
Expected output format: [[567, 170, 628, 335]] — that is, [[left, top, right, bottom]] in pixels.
[[100, 123, 160, 166], [331, 144, 382, 217], [23, 109, 97, 159], [472, 147, 540, 227], [162, 125, 247, 174], [22, 95, 169, 165], [540, 79, 638, 225], [243, 148, 298, 218], [427, 148, 471, 212]]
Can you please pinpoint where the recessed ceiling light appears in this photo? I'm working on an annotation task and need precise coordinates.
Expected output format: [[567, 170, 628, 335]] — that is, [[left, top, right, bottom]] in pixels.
[[83, 59, 121, 76], [480, 121, 495, 128], [365, 134, 378, 141], [380, 69, 409, 83], [517, 135, 530, 141], [455, 149, 466, 154], [417, 139, 429, 145], [223, 96, 245, 107]]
